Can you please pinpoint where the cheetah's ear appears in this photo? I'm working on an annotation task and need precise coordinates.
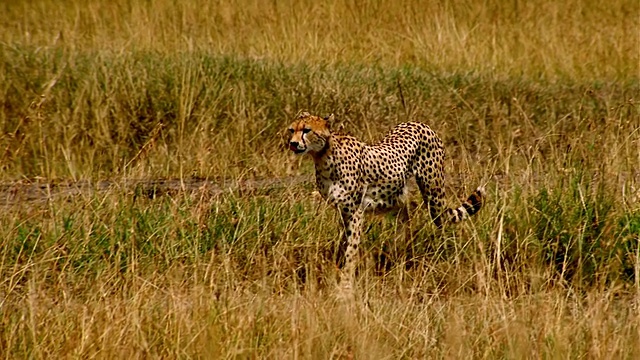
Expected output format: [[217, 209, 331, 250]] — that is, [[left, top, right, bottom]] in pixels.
[[323, 113, 335, 122], [297, 111, 311, 119]]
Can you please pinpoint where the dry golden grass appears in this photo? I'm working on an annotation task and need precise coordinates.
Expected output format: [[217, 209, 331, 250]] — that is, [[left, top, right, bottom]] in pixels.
[[3, 0, 636, 79], [1, 0, 639, 358]]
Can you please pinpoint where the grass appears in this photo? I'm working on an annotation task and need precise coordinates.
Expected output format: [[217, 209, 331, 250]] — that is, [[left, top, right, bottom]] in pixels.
[[1, 0, 639, 357]]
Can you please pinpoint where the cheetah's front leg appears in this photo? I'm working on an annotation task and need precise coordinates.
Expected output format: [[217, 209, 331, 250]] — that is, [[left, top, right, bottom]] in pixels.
[[339, 205, 364, 289]]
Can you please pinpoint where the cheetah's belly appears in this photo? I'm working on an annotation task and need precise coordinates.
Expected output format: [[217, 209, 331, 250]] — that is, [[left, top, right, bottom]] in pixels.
[[361, 182, 409, 211]]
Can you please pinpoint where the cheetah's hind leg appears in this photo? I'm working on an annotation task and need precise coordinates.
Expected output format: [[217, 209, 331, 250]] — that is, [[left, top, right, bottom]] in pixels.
[[414, 174, 447, 227]]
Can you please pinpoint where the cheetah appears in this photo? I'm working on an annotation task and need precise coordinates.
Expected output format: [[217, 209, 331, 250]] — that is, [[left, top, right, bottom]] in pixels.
[[286, 112, 485, 287]]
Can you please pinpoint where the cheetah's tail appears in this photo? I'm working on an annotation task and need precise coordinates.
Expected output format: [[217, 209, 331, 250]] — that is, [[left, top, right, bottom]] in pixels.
[[448, 186, 485, 223]]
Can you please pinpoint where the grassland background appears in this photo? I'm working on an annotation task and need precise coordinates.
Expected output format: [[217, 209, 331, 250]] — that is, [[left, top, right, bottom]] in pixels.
[[1, 0, 639, 358]]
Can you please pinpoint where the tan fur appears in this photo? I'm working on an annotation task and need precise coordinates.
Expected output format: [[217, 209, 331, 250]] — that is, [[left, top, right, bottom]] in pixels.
[[286, 112, 485, 288]]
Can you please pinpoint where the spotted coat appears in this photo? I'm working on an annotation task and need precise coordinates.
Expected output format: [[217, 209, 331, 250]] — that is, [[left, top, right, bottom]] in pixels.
[[286, 112, 484, 287]]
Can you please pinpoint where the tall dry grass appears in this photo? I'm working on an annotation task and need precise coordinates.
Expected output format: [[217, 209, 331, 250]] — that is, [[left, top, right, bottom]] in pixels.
[[1, 0, 639, 358], [2, 0, 636, 78]]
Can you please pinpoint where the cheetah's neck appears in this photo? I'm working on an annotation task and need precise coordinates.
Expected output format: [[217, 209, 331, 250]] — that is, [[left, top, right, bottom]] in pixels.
[[311, 136, 337, 185], [311, 134, 365, 200]]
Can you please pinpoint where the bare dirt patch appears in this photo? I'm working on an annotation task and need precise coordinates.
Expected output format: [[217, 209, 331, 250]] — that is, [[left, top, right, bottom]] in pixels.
[[0, 175, 313, 206]]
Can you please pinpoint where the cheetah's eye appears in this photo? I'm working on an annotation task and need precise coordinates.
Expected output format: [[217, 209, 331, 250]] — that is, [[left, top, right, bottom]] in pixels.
[[302, 128, 311, 134], [287, 128, 294, 133]]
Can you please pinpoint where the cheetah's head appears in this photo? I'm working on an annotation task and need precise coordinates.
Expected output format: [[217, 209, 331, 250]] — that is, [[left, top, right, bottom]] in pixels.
[[286, 112, 333, 156]]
